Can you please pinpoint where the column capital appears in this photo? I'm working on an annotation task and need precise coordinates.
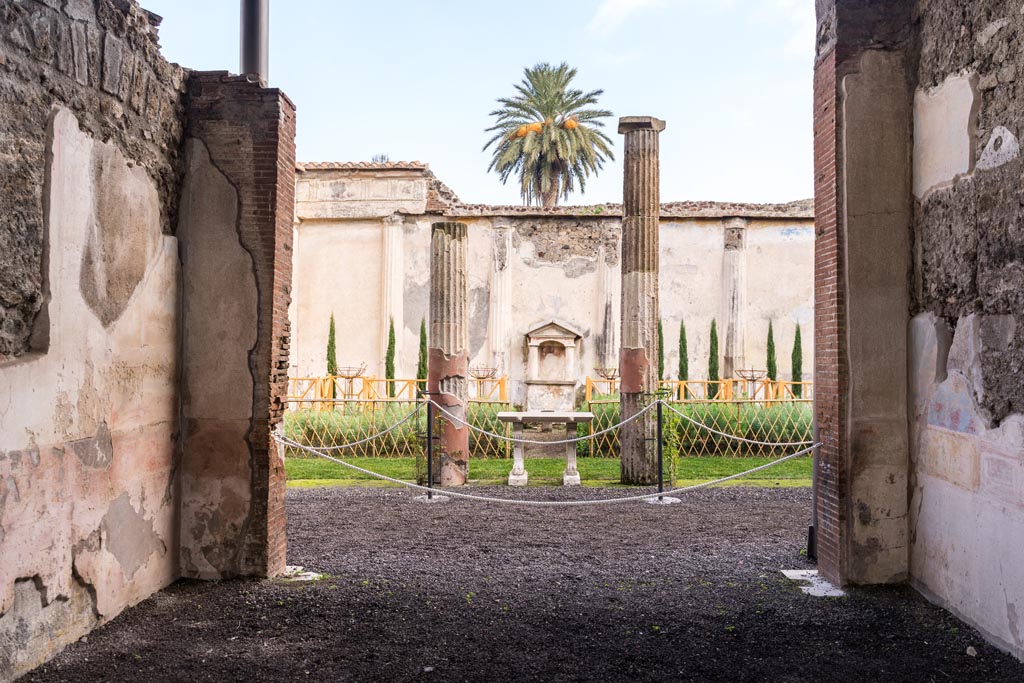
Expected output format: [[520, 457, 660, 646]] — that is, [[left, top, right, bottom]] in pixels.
[[723, 217, 748, 250], [618, 116, 666, 134]]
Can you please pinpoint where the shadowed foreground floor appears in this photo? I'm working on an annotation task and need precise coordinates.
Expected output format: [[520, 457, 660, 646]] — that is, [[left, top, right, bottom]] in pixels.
[[24, 486, 1024, 682]]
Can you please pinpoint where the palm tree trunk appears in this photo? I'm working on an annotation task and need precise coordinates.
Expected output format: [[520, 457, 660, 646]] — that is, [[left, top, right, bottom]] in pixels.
[[541, 170, 561, 207]]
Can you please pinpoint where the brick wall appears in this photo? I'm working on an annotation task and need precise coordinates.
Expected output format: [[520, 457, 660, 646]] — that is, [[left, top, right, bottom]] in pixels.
[[184, 72, 295, 577], [812, 47, 845, 584]]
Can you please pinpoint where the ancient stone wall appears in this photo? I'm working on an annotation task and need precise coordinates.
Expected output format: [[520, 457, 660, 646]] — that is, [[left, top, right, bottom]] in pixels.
[[291, 167, 815, 406], [0, 3, 297, 678], [0, 1, 187, 677], [0, 0, 186, 360], [0, 104, 181, 681], [814, 0, 1023, 662], [908, 0, 1024, 661]]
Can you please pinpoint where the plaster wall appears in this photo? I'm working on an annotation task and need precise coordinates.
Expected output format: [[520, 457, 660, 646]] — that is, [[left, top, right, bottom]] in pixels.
[[292, 219, 386, 377], [908, 0, 1024, 661], [0, 108, 179, 679], [290, 181, 815, 406], [909, 314, 1024, 661], [177, 139, 255, 579], [840, 47, 913, 584]]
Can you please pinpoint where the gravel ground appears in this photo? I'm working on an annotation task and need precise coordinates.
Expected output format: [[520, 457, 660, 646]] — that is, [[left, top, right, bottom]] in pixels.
[[24, 486, 1024, 682]]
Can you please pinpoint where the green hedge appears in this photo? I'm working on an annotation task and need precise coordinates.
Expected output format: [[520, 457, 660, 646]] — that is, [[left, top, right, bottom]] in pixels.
[[284, 401, 511, 459]]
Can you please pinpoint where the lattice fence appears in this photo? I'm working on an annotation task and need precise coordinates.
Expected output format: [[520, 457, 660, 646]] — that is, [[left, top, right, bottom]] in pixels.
[[584, 395, 813, 458], [282, 398, 511, 459]]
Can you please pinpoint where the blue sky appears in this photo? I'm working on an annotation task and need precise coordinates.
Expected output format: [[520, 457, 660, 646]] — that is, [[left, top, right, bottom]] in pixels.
[[145, 0, 814, 205]]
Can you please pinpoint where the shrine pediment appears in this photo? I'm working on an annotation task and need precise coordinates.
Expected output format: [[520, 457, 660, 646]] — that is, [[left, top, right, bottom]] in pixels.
[[525, 320, 583, 344]]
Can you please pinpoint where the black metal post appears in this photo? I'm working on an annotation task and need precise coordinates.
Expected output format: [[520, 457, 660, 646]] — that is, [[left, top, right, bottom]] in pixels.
[[426, 400, 434, 500], [807, 412, 819, 561], [240, 0, 269, 83], [656, 399, 664, 501]]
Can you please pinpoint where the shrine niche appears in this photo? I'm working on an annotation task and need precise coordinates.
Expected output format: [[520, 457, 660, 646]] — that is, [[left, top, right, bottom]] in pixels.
[[524, 320, 583, 411]]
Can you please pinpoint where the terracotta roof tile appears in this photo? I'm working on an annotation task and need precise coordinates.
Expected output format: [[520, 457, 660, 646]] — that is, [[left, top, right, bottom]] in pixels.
[[297, 161, 429, 171]]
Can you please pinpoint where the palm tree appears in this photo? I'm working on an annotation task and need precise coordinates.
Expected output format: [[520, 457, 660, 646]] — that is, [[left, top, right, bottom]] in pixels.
[[484, 62, 614, 207]]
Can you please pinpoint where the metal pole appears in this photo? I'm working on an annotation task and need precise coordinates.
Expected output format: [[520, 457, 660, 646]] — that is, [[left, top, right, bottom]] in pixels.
[[240, 0, 269, 83], [808, 409, 819, 561], [426, 400, 434, 500], [657, 400, 664, 501]]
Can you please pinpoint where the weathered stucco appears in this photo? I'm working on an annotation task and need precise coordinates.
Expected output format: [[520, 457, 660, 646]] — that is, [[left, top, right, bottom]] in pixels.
[[909, 313, 1024, 661], [1, 4, 296, 679], [909, 0, 1024, 661], [0, 107, 180, 678], [177, 138, 257, 579], [0, 0, 186, 360], [840, 46, 914, 584], [291, 167, 815, 406]]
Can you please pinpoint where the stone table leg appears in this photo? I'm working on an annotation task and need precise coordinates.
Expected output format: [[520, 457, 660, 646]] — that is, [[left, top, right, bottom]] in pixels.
[[563, 423, 581, 486], [508, 423, 528, 486]]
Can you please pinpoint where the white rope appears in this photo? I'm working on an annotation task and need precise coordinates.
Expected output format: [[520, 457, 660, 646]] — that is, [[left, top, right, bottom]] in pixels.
[[661, 401, 813, 447], [281, 403, 423, 451], [428, 399, 658, 445], [275, 431, 819, 507]]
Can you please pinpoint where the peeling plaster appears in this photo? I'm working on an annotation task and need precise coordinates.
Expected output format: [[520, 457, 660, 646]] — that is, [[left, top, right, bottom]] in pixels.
[[68, 422, 113, 469], [913, 73, 979, 199], [100, 494, 165, 581], [977, 126, 1020, 171], [0, 105, 181, 679]]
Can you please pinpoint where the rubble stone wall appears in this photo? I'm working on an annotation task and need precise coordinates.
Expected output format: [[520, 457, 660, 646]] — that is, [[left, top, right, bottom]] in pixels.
[[0, 3, 296, 679], [908, 0, 1024, 661], [0, 0, 186, 360]]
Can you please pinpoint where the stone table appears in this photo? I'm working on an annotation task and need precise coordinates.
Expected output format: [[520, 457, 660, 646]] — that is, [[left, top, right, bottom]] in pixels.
[[496, 411, 595, 486]]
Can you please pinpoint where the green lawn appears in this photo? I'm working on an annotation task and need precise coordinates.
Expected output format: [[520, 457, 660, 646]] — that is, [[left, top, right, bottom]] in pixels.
[[285, 456, 812, 489]]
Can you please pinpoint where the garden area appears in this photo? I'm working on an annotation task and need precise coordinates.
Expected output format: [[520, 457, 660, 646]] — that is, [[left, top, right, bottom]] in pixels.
[[281, 396, 815, 489]]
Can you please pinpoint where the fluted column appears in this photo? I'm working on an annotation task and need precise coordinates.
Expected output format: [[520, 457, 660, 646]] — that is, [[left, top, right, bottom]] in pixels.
[[618, 116, 665, 485], [381, 213, 404, 376], [428, 221, 470, 486], [721, 218, 748, 379], [487, 221, 514, 373]]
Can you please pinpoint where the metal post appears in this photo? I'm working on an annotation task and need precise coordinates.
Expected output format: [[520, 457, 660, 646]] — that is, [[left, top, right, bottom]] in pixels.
[[426, 400, 434, 500], [657, 400, 664, 501], [646, 397, 680, 505], [807, 411, 819, 561], [240, 0, 269, 83]]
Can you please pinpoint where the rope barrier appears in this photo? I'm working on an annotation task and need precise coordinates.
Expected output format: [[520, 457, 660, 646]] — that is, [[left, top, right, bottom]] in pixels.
[[660, 401, 814, 447], [280, 398, 811, 450], [427, 399, 658, 445], [275, 431, 819, 507]]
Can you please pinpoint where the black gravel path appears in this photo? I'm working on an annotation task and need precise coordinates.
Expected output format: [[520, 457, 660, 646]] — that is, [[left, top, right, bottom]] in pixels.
[[24, 486, 1024, 682]]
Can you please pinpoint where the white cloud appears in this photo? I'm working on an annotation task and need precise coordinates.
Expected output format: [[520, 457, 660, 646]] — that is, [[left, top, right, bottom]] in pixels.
[[586, 0, 670, 35]]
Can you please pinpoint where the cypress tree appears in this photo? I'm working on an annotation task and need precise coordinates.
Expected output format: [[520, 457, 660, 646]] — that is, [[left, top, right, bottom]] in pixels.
[[792, 323, 803, 397], [657, 318, 665, 381], [766, 320, 777, 381], [677, 320, 688, 382], [326, 314, 338, 399], [708, 319, 719, 399], [417, 318, 428, 382], [385, 317, 396, 398]]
